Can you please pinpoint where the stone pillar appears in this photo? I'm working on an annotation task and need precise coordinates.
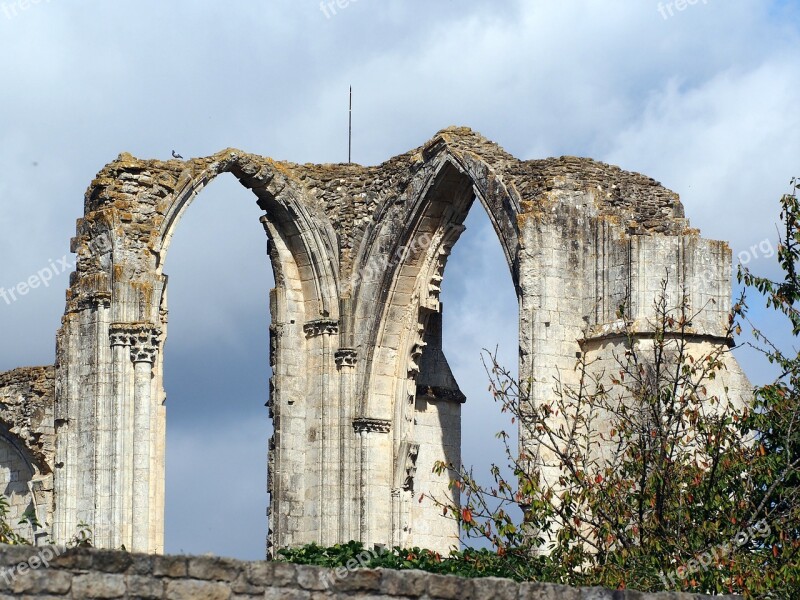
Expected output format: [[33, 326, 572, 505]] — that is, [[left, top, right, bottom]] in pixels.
[[390, 489, 401, 548], [131, 329, 159, 553], [303, 319, 339, 546], [108, 324, 160, 553], [91, 294, 113, 548], [335, 348, 357, 542], [109, 326, 132, 550], [354, 417, 391, 546]]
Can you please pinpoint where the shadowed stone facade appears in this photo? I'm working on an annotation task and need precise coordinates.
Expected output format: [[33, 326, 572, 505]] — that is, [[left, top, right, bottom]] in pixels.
[[0, 127, 750, 556], [0, 367, 54, 545]]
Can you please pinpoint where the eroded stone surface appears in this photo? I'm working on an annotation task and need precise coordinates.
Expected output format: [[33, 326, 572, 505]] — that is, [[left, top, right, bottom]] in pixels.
[[0, 126, 750, 556], [0, 544, 744, 599], [0, 367, 54, 543]]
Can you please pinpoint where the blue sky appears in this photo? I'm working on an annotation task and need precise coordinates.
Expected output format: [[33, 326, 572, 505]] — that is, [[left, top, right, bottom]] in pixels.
[[1, 0, 799, 560]]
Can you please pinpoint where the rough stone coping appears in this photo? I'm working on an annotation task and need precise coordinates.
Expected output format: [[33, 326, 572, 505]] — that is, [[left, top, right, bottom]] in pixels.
[[0, 545, 744, 599]]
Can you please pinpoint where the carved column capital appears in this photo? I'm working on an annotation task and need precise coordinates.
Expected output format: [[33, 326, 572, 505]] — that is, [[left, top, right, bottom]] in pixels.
[[130, 342, 159, 365], [109, 331, 129, 348], [303, 319, 339, 338], [353, 417, 391, 434], [334, 348, 358, 368], [79, 291, 112, 311], [109, 323, 162, 364]]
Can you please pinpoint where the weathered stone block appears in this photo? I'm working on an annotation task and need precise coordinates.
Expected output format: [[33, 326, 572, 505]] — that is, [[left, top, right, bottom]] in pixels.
[[471, 576, 518, 600], [519, 582, 580, 600], [127, 574, 163, 598], [126, 553, 154, 576], [330, 568, 381, 592], [246, 561, 295, 588], [71, 572, 126, 598], [187, 556, 241, 582], [378, 568, 428, 596], [580, 587, 621, 599], [165, 578, 232, 600], [0, 547, 36, 573], [8, 568, 71, 595], [296, 565, 335, 591], [51, 548, 93, 570], [91, 549, 134, 573], [263, 587, 311, 600], [153, 555, 188, 578], [425, 572, 473, 599]]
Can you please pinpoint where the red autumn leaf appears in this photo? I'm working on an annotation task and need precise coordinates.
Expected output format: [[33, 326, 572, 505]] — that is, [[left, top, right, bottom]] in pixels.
[[461, 507, 473, 523]]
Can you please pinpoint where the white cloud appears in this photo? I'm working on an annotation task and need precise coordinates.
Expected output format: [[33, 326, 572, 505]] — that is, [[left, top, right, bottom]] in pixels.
[[604, 58, 800, 257], [1, 0, 798, 558]]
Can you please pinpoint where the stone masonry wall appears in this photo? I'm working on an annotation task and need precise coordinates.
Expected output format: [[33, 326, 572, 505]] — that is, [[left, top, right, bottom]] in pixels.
[[0, 126, 753, 557], [0, 368, 55, 544], [0, 545, 743, 599]]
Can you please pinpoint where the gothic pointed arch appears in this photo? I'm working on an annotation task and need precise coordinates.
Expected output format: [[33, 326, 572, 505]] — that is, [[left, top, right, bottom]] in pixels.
[[25, 124, 750, 556], [348, 134, 523, 547]]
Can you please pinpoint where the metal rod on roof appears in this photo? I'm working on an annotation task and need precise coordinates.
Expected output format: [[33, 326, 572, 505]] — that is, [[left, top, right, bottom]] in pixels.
[[348, 86, 352, 164]]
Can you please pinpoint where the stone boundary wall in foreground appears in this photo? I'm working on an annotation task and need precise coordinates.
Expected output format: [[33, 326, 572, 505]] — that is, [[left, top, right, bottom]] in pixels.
[[0, 545, 744, 599]]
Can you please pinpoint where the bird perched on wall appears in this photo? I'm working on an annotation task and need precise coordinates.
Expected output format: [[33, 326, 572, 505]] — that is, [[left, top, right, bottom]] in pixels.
[[171, 150, 183, 159]]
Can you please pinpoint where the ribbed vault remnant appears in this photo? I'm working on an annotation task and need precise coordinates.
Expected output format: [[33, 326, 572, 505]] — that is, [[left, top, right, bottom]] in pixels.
[[0, 126, 750, 556]]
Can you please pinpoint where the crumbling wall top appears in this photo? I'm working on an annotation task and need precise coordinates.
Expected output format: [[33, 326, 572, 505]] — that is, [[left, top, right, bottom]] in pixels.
[[0, 366, 55, 473], [82, 126, 687, 236], [66, 127, 693, 315]]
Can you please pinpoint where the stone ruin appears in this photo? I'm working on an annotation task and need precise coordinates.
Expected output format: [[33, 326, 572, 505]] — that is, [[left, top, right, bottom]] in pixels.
[[0, 127, 751, 556]]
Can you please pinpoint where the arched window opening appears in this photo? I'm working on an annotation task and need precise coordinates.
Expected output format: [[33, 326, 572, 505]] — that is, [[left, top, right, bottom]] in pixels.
[[162, 175, 273, 560], [440, 201, 519, 548], [0, 426, 40, 542]]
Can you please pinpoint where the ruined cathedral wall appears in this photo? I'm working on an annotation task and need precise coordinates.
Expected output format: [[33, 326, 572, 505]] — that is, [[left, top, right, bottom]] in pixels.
[[0, 126, 754, 559], [512, 171, 752, 495], [0, 366, 55, 544], [580, 229, 752, 410]]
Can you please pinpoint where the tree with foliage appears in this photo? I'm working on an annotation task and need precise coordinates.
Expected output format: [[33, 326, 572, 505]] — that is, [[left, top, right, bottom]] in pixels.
[[0, 495, 35, 545], [735, 176, 800, 594], [426, 178, 800, 596], [433, 282, 766, 594]]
